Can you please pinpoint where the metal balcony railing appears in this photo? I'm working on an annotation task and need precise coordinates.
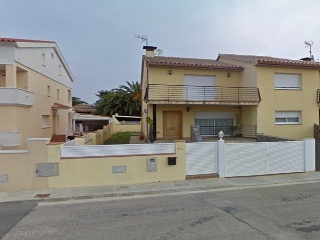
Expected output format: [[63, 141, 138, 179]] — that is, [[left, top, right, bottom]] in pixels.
[[145, 84, 261, 104], [196, 125, 257, 138]]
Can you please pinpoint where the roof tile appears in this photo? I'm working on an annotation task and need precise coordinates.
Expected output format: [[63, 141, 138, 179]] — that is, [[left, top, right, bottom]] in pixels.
[[52, 103, 70, 109], [218, 54, 320, 69], [0, 37, 55, 43], [144, 56, 243, 70]]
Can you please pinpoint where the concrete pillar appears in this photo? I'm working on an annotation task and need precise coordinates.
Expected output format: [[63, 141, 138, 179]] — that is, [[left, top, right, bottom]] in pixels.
[[174, 140, 186, 178], [304, 138, 315, 172], [5, 64, 17, 88], [217, 139, 226, 178]]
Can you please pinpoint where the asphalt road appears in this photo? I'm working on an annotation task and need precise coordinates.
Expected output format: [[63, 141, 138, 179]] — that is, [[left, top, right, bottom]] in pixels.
[[3, 182, 320, 240], [0, 201, 37, 239]]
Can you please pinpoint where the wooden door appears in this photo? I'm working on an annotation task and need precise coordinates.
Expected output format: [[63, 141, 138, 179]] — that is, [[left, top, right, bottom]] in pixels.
[[164, 111, 182, 139]]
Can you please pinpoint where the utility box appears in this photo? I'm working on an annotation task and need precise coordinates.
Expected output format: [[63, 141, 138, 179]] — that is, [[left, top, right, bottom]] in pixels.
[[147, 157, 157, 172], [168, 157, 177, 165]]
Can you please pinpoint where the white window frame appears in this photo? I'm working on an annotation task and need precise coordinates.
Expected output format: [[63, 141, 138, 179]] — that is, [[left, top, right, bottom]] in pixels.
[[274, 73, 301, 90], [275, 111, 301, 125]]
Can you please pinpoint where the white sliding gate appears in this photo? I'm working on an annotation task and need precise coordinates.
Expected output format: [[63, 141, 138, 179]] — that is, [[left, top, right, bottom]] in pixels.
[[186, 142, 217, 175], [225, 141, 305, 177]]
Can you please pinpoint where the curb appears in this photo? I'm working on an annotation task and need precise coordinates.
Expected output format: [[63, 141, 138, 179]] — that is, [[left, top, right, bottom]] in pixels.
[[13, 178, 320, 203]]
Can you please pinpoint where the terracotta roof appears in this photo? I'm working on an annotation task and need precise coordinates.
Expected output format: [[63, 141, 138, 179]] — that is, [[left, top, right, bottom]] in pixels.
[[218, 54, 320, 69], [0, 37, 55, 43], [144, 56, 244, 70], [52, 102, 71, 109]]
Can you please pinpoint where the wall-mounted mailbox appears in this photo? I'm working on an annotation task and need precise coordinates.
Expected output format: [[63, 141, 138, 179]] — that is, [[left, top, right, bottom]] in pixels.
[[147, 157, 157, 172], [168, 157, 176, 165]]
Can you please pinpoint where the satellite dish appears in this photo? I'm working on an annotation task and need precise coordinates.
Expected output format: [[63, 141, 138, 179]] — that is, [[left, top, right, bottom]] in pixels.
[[155, 49, 163, 56]]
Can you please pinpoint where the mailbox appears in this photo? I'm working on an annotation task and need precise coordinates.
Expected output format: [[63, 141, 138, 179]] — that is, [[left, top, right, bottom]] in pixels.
[[168, 157, 176, 165]]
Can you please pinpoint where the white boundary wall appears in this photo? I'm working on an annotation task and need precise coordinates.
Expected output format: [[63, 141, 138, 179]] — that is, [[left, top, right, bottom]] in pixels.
[[61, 143, 175, 158]]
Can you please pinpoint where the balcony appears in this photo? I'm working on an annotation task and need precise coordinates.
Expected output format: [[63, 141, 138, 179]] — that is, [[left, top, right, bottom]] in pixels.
[[0, 131, 21, 149], [145, 84, 261, 105], [0, 88, 34, 107]]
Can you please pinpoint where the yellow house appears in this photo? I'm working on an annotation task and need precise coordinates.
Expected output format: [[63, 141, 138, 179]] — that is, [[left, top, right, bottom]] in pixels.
[[141, 46, 260, 141], [141, 47, 320, 141], [0, 38, 74, 149], [218, 54, 320, 140]]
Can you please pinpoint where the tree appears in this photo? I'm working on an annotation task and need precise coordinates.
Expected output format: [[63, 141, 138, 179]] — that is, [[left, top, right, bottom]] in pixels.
[[72, 97, 87, 106], [94, 81, 141, 116]]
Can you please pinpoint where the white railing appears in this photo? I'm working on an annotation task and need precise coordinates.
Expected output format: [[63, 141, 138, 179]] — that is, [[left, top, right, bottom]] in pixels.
[[0, 88, 35, 106], [0, 131, 21, 145], [61, 143, 175, 158]]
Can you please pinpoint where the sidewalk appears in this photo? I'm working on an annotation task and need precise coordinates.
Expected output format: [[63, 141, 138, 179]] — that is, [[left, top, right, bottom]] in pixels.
[[1, 172, 320, 203]]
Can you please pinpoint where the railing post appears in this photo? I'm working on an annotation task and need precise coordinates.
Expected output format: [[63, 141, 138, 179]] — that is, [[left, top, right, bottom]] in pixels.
[[304, 138, 315, 172], [217, 139, 226, 178]]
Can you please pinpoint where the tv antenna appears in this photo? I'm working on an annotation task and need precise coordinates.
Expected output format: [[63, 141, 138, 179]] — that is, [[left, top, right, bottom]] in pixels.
[[134, 34, 148, 46], [304, 40, 314, 59]]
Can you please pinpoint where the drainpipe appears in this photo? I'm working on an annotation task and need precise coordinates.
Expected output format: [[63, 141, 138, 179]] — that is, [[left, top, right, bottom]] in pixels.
[[153, 104, 157, 143]]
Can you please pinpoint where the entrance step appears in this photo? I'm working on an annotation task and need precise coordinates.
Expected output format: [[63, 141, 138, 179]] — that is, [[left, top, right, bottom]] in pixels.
[[186, 173, 219, 180]]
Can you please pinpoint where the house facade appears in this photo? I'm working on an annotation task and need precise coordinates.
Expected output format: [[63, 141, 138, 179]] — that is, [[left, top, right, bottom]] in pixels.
[[141, 46, 260, 141], [141, 46, 320, 141], [0, 38, 74, 149], [218, 54, 320, 140]]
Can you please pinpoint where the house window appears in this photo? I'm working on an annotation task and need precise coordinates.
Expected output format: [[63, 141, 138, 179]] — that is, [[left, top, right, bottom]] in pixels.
[[57, 89, 60, 99], [47, 85, 51, 97], [42, 115, 50, 128], [184, 75, 216, 101], [275, 111, 301, 124], [195, 112, 234, 136], [68, 89, 71, 103], [42, 53, 46, 67], [274, 73, 301, 89]]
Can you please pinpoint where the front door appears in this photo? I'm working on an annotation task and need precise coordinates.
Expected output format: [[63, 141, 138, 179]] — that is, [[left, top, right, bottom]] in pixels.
[[164, 111, 182, 139]]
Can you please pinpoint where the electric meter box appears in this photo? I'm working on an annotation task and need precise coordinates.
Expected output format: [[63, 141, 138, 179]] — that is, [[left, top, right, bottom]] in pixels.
[[147, 157, 157, 172]]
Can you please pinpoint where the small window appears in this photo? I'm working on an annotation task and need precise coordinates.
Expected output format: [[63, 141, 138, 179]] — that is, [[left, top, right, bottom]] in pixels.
[[57, 89, 60, 99], [42, 115, 50, 128], [274, 73, 301, 89], [275, 111, 301, 124], [47, 85, 51, 97], [51, 53, 54, 59], [68, 89, 71, 103]]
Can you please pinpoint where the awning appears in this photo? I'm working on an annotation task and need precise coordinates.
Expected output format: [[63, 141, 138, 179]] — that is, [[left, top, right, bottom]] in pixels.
[[52, 102, 71, 109]]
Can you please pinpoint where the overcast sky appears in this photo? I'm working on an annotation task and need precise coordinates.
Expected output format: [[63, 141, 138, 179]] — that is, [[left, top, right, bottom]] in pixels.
[[2, 0, 320, 104]]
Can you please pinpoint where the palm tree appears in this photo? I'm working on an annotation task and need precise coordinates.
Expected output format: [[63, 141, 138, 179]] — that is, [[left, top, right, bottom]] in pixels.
[[72, 97, 87, 106], [94, 81, 141, 116]]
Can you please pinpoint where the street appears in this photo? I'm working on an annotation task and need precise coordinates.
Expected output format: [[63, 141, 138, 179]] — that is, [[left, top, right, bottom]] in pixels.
[[2, 182, 320, 240]]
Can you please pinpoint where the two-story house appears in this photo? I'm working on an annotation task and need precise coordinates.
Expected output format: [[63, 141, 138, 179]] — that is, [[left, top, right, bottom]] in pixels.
[[141, 46, 260, 141], [0, 38, 74, 149], [141, 46, 320, 141], [218, 54, 320, 140]]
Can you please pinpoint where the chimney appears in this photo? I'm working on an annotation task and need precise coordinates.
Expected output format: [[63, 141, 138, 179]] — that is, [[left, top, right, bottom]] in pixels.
[[143, 46, 157, 57]]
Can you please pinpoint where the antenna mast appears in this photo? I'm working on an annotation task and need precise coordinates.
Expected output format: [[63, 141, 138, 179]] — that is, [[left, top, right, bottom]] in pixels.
[[134, 34, 148, 46], [304, 40, 313, 59]]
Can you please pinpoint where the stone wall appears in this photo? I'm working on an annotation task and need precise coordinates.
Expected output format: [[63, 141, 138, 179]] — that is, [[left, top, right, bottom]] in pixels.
[[256, 134, 294, 142], [314, 124, 320, 140]]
